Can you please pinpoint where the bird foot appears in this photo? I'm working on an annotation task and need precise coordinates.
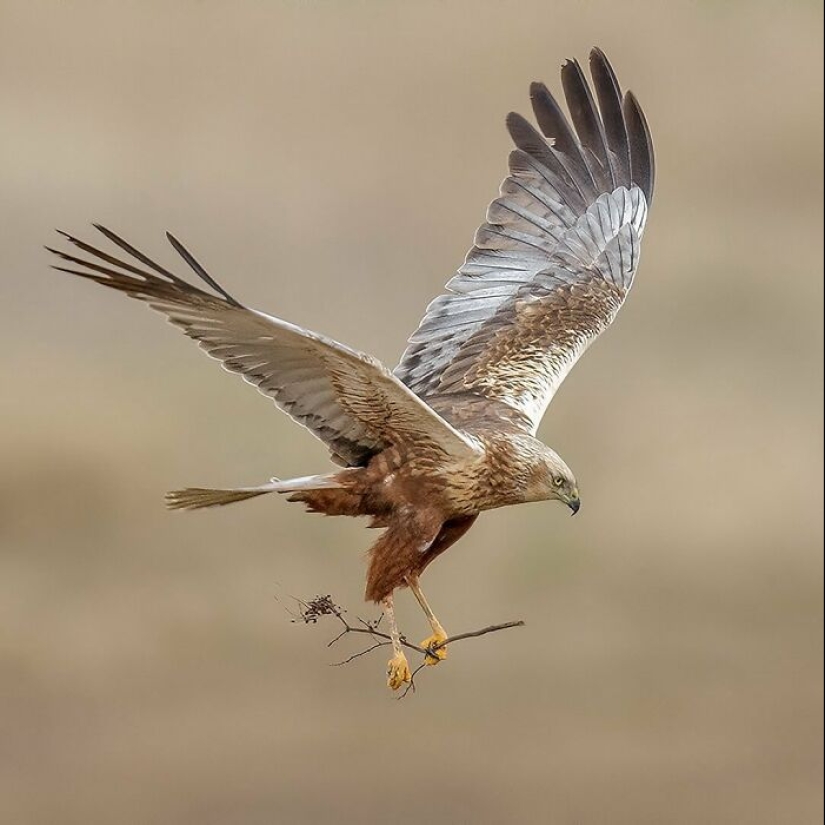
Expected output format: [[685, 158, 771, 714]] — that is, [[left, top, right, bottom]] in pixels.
[[420, 628, 449, 665], [386, 652, 412, 690]]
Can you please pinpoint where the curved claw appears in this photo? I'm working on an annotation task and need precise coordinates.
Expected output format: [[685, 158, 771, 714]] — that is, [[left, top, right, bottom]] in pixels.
[[420, 631, 449, 666], [387, 652, 412, 690]]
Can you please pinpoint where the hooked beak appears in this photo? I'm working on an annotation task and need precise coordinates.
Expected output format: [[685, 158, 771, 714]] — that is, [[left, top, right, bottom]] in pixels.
[[567, 493, 581, 516]]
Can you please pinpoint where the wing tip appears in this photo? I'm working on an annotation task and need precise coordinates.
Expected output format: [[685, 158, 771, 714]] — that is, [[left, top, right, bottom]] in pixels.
[[164, 230, 244, 307], [589, 45, 609, 65], [528, 80, 547, 99]]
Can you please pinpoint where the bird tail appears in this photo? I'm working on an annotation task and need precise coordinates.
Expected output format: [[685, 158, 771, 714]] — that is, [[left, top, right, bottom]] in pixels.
[[165, 474, 341, 511]]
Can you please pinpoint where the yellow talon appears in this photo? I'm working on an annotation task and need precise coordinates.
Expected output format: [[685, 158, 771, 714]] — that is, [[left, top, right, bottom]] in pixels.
[[386, 652, 412, 690], [420, 628, 449, 665]]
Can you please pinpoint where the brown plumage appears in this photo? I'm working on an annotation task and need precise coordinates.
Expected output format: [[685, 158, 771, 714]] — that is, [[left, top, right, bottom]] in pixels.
[[48, 48, 655, 689]]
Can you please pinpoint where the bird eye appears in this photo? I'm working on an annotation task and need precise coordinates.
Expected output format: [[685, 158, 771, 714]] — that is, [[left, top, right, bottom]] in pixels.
[[553, 476, 565, 488]]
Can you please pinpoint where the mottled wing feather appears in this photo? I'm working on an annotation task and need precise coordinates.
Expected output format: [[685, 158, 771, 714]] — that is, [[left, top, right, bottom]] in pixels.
[[48, 228, 480, 465], [394, 48, 654, 434], [435, 188, 646, 430]]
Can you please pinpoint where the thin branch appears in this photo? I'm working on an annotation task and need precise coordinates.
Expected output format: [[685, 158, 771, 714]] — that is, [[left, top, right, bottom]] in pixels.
[[327, 621, 429, 656], [331, 641, 389, 667], [399, 662, 427, 699], [290, 594, 526, 697], [430, 620, 526, 651], [326, 626, 350, 648]]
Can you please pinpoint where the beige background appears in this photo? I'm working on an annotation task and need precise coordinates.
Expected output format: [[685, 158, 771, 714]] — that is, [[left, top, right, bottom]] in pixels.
[[1, 2, 822, 823]]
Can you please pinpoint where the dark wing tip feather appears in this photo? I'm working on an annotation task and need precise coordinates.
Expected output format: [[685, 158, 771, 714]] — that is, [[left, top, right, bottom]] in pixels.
[[91, 223, 186, 284], [520, 49, 656, 207], [560, 57, 612, 187], [165, 232, 242, 307], [589, 46, 616, 75], [45, 239, 186, 303], [587, 48, 631, 188], [521, 48, 654, 204], [527, 80, 596, 195], [623, 90, 655, 204], [506, 111, 589, 207], [47, 225, 245, 308], [529, 80, 577, 155], [505, 111, 558, 170]]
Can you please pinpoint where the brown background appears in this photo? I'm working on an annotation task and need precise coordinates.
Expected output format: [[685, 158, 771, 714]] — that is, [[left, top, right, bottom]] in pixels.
[[1, 2, 822, 823]]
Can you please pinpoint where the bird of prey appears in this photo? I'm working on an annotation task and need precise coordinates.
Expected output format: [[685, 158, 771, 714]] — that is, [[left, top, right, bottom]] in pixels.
[[49, 48, 654, 690]]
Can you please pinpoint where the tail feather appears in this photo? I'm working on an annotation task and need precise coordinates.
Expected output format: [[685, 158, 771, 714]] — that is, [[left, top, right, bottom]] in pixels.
[[166, 486, 275, 510], [166, 474, 341, 511]]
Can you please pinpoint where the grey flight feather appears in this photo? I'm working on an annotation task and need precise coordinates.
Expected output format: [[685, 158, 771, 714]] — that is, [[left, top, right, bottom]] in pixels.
[[393, 48, 655, 435], [48, 227, 480, 467]]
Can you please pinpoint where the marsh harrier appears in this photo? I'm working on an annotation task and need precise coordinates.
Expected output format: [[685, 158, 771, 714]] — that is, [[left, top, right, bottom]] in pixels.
[[49, 48, 654, 690]]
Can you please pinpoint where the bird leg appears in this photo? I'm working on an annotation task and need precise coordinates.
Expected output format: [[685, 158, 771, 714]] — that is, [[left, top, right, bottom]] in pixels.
[[382, 594, 411, 690], [407, 576, 448, 665]]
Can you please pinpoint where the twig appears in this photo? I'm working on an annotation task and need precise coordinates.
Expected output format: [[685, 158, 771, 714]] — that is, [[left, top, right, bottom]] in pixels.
[[289, 594, 525, 696], [327, 621, 429, 656], [399, 662, 427, 699], [331, 640, 389, 666], [430, 620, 526, 652]]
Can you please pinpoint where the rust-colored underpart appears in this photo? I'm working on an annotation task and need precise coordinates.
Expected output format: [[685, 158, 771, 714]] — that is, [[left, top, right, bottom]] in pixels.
[[289, 481, 478, 603]]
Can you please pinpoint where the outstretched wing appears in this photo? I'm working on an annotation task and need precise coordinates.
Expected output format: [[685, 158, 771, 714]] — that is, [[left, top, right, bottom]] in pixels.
[[48, 227, 480, 466], [394, 49, 654, 434]]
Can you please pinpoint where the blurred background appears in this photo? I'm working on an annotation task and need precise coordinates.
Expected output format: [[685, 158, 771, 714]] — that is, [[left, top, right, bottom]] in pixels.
[[1, 2, 822, 823]]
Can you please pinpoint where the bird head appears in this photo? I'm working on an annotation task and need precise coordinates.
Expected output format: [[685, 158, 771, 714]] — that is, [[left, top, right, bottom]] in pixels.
[[525, 444, 581, 514]]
